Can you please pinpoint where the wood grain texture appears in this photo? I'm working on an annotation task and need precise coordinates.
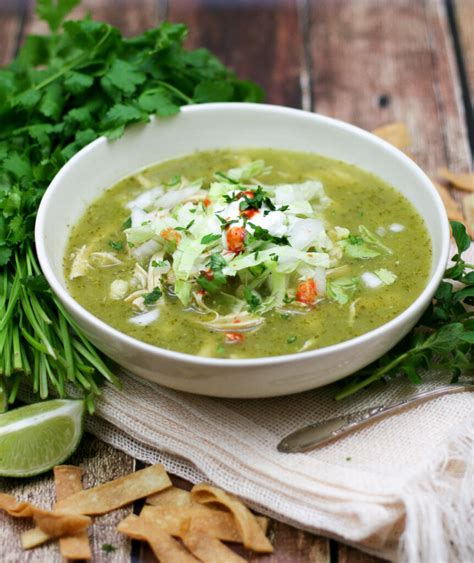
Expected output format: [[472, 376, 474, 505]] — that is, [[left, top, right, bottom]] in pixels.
[[455, 0, 474, 105], [0, 435, 135, 562], [166, 0, 305, 107], [338, 544, 388, 563], [0, 0, 24, 65], [307, 0, 471, 173], [20, 0, 163, 36]]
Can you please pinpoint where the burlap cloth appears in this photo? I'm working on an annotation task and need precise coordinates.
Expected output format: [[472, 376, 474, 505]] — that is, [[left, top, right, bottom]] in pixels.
[[85, 245, 474, 563]]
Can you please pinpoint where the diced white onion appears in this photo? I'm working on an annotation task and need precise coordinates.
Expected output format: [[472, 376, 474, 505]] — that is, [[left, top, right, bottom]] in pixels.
[[389, 223, 405, 232], [361, 272, 383, 289]]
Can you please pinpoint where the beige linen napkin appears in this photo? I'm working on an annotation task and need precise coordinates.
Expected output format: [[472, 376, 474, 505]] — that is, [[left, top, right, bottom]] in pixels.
[[72, 245, 474, 562]]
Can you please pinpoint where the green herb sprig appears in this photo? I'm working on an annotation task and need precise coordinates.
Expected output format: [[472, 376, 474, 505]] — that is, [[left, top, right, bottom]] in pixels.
[[336, 221, 473, 399], [0, 0, 263, 410]]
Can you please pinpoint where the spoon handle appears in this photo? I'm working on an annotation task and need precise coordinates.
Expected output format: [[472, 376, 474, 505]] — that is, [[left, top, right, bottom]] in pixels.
[[277, 384, 474, 454]]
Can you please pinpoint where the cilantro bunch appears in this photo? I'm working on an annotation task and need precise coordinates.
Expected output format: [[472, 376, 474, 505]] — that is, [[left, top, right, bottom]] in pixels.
[[0, 0, 263, 411], [336, 221, 474, 399]]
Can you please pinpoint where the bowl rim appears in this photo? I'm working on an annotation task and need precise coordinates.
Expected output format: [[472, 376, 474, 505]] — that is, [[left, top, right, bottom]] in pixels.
[[35, 102, 451, 368]]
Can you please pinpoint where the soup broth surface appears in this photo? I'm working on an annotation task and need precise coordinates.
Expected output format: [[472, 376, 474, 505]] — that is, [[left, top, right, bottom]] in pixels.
[[65, 149, 431, 358]]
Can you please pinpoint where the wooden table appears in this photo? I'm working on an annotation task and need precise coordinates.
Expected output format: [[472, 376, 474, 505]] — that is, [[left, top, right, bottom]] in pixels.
[[1, 0, 472, 561]]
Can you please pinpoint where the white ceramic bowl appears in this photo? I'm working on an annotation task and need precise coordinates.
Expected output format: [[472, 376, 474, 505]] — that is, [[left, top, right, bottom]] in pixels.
[[35, 103, 450, 398]]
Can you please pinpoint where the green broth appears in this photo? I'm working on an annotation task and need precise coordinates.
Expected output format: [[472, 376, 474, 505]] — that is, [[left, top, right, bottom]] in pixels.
[[65, 149, 431, 358]]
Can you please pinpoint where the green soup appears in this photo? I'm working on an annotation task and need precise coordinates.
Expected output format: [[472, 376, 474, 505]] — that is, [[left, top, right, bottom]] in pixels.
[[65, 149, 431, 358]]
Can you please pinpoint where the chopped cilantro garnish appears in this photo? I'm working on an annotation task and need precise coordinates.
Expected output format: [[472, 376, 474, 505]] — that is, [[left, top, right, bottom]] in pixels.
[[102, 544, 117, 553], [144, 287, 162, 305], [197, 253, 227, 293], [201, 233, 222, 244], [209, 253, 227, 271], [216, 214, 239, 230], [151, 260, 167, 268], [283, 293, 295, 304], [108, 240, 123, 251], [122, 217, 132, 230], [247, 223, 290, 246], [243, 287, 262, 312], [287, 335, 297, 344], [167, 175, 181, 186]]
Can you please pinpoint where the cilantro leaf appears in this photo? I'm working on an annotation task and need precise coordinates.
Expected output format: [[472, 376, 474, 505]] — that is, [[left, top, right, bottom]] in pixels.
[[104, 59, 147, 95], [36, 0, 81, 32], [201, 233, 221, 245], [138, 89, 180, 117], [247, 223, 290, 246], [197, 253, 228, 293], [193, 80, 234, 102], [144, 287, 163, 305], [108, 240, 123, 251], [243, 287, 262, 312], [64, 71, 94, 95], [0, 246, 12, 266]]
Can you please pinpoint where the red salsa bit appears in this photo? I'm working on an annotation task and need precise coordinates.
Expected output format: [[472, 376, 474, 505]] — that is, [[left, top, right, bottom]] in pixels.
[[160, 227, 181, 244], [225, 332, 245, 344], [296, 278, 317, 305], [226, 225, 246, 253]]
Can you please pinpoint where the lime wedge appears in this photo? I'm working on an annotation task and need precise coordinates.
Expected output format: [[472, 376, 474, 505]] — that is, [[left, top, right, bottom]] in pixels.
[[0, 399, 84, 477]]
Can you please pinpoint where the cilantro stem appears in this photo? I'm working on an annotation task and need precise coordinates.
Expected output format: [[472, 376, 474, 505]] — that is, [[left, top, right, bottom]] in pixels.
[[154, 81, 193, 104], [335, 352, 410, 400]]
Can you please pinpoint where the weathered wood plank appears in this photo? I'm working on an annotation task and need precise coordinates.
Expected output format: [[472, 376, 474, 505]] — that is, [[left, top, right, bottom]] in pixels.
[[0, 0, 24, 66], [0, 435, 135, 562], [338, 544, 388, 563], [167, 0, 305, 107], [20, 0, 162, 36], [307, 0, 471, 174], [454, 0, 474, 107]]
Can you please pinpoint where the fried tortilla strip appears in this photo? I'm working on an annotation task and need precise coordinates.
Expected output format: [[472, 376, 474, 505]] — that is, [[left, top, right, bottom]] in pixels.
[[54, 465, 92, 560], [438, 167, 474, 193], [147, 486, 194, 508], [462, 194, 474, 237], [56, 464, 171, 515], [181, 525, 247, 563], [21, 526, 50, 549], [0, 493, 91, 549], [118, 513, 198, 563], [191, 484, 273, 553], [142, 504, 268, 543], [21, 467, 92, 553], [371, 122, 412, 152], [432, 181, 465, 223]]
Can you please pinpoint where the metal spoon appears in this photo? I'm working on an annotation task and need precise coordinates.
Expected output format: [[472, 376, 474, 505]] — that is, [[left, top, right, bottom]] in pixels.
[[277, 383, 474, 453]]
